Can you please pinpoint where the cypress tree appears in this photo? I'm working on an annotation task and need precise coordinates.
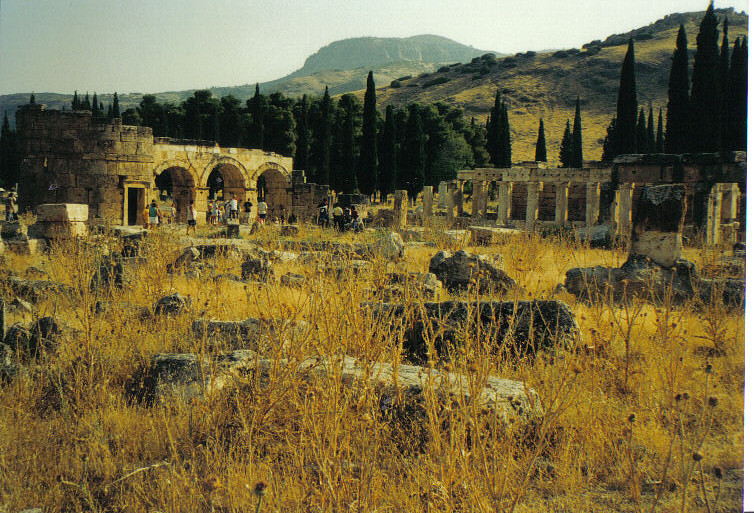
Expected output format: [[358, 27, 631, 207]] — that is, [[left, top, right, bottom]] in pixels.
[[106, 104, 113, 118], [358, 71, 378, 197], [378, 105, 397, 201], [689, 2, 720, 152], [728, 37, 747, 150], [601, 117, 618, 161], [335, 94, 358, 194], [29, 93, 35, 105], [534, 118, 547, 162], [92, 92, 101, 115], [294, 95, 311, 172], [316, 87, 333, 185], [615, 39, 638, 155], [647, 106, 656, 153], [498, 101, 512, 167], [112, 92, 120, 117], [486, 91, 500, 165], [0, 113, 18, 187], [719, 18, 730, 149], [559, 120, 572, 167], [636, 108, 648, 153], [400, 104, 425, 200], [82, 92, 91, 111], [72, 91, 79, 110], [665, 25, 690, 153], [571, 98, 583, 167], [248, 84, 265, 149], [655, 109, 664, 152]]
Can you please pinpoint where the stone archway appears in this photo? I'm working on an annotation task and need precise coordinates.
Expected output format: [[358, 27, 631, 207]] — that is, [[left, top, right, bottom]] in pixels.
[[153, 162, 197, 222], [256, 163, 291, 221]]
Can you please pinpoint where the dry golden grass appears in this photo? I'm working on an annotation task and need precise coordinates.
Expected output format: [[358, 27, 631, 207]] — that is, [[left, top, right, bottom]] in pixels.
[[0, 222, 743, 512]]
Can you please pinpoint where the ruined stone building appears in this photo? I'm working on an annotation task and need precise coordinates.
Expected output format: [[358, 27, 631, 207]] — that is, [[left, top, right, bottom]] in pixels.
[[15, 104, 329, 225]]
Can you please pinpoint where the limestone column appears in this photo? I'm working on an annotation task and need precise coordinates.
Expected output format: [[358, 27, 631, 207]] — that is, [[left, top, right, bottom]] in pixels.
[[422, 185, 434, 226], [195, 187, 209, 225], [585, 182, 601, 227], [554, 182, 570, 226], [456, 180, 465, 216], [525, 181, 542, 231], [471, 180, 483, 218], [394, 189, 409, 229], [630, 184, 686, 267], [496, 182, 512, 226], [437, 182, 448, 210], [721, 183, 740, 222], [446, 182, 458, 220], [706, 183, 723, 245], [479, 182, 489, 220], [617, 183, 634, 236]]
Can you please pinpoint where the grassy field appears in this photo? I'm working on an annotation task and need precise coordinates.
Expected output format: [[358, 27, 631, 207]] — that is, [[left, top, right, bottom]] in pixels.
[[0, 214, 743, 512]]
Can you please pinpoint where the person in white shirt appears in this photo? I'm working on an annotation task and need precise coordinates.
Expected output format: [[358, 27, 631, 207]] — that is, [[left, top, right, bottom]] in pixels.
[[186, 201, 197, 235], [257, 200, 268, 223], [229, 195, 239, 220]]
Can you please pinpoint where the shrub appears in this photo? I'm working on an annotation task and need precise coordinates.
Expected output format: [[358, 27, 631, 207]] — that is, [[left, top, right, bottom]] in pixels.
[[422, 77, 451, 88]]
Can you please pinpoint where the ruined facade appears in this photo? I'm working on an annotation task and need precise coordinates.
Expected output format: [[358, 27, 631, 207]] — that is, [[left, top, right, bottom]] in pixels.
[[15, 105, 327, 225]]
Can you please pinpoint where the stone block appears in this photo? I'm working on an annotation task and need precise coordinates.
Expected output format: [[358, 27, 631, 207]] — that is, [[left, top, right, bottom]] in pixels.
[[35, 204, 89, 223]]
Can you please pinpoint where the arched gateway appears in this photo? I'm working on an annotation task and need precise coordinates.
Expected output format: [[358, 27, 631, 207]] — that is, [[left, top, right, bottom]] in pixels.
[[13, 105, 323, 226]]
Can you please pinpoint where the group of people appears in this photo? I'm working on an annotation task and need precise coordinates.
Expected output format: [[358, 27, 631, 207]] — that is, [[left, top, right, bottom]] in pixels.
[[318, 202, 364, 233], [207, 196, 267, 226]]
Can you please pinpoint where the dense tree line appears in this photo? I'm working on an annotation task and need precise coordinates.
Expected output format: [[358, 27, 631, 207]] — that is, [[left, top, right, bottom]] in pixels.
[[603, 3, 747, 160]]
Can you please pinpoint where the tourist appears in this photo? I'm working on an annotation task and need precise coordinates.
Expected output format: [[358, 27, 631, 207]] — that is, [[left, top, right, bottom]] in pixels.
[[351, 210, 364, 233], [5, 193, 16, 222], [142, 203, 150, 229], [332, 204, 343, 231], [229, 195, 239, 220], [148, 201, 160, 230], [170, 202, 177, 224], [317, 201, 329, 227], [186, 201, 197, 235], [257, 199, 268, 224], [242, 198, 253, 224]]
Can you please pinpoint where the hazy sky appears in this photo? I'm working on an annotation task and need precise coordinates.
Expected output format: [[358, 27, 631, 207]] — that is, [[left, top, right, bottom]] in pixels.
[[0, 0, 748, 95]]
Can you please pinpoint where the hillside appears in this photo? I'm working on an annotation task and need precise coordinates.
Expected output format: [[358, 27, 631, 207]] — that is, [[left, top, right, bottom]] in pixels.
[[374, 8, 747, 162], [0, 35, 492, 122]]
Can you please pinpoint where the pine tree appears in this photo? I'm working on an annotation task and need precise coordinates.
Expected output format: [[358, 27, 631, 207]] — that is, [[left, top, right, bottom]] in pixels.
[[534, 118, 547, 162], [112, 92, 120, 117], [689, 2, 721, 152], [615, 39, 638, 154], [719, 18, 730, 149], [559, 120, 572, 167], [728, 37, 747, 150], [358, 71, 378, 197], [636, 108, 648, 153], [378, 105, 397, 201], [647, 106, 656, 153], [666, 25, 690, 153], [656, 109, 664, 152], [571, 98, 583, 167], [72, 91, 80, 110], [29, 93, 35, 105], [248, 84, 265, 149], [400, 104, 425, 200]]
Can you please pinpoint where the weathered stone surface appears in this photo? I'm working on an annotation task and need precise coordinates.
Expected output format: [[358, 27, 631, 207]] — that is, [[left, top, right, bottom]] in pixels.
[[192, 317, 308, 351], [575, 224, 613, 248], [1, 221, 27, 240], [280, 272, 306, 288], [565, 255, 744, 306], [3, 276, 71, 303], [383, 272, 442, 300], [241, 257, 274, 281], [5, 238, 45, 256], [366, 300, 580, 363], [35, 203, 89, 222], [319, 259, 373, 279], [154, 293, 191, 316], [140, 351, 543, 427], [28, 220, 88, 239], [0, 343, 21, 383], [469, 226, 520, 245], [226, 223, 240, 238], [172, 247, 201, 270], [9, 297, 32, 313], [3, 316, 61, 357], [370, 231, 405, 260], [90, 256, 124, 291], [429, 250, 516, 293], [630, 185, 686, 267]]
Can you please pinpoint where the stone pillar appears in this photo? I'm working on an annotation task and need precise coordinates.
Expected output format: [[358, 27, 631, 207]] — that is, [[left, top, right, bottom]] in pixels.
[[721, 183, 740, 221], [456, 181, 465, 216], [394, 189, 409, 229], [0, 299, 5, 340], [554, 182, 570, 226], [446, 182, 458, 220], [630, 184, 686, 267], [196, 187, 209, 225], [496, 182, 512, 226], [437, 182, 448, 210], [525, 181, 542, 231], [422, 186, 433, 226], [585, 182, 601, 227], [471, 180, 485, 219], [706, 183, 723, 245], [617, 183, 634, 236]]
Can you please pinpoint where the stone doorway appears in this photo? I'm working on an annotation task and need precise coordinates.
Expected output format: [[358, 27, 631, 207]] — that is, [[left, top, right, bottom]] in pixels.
[[123, 184, 147, 226], [257, 167, 289, 221]]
